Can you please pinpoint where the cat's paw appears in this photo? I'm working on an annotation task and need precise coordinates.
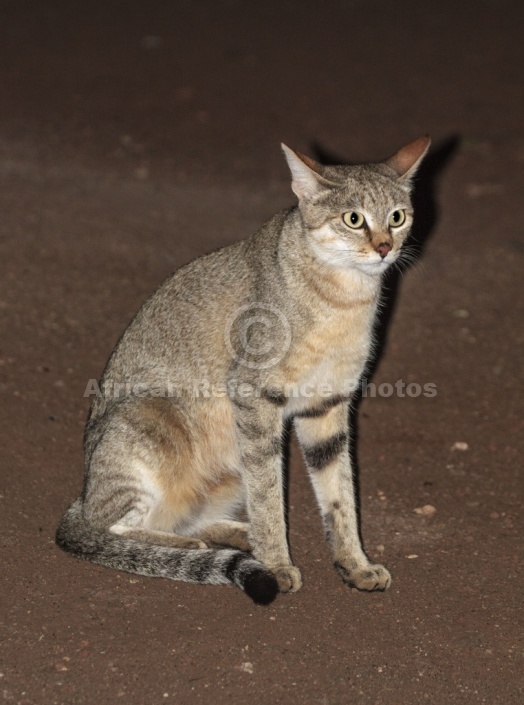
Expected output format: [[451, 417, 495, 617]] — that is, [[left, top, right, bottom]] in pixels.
[[226, 530, 251, 552], [270, 564, 303, 593], [185, 538, 208, 549], [335, 561, 391, 591]]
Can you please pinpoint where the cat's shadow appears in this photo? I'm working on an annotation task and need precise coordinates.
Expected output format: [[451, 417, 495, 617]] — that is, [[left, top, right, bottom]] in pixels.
[[286, 135, 459, 553]]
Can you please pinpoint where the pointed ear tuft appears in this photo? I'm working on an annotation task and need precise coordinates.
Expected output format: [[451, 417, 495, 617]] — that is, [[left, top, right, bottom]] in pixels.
[[385, 136, 431, 180], [281, 143, 331, 201]]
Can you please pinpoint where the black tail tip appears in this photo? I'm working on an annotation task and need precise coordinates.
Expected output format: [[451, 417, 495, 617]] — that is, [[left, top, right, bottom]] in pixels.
[[243, 568, 279, 605]]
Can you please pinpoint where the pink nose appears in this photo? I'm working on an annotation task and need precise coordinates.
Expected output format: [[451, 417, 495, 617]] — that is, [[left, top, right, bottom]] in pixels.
[[375, 242, 392, 259]]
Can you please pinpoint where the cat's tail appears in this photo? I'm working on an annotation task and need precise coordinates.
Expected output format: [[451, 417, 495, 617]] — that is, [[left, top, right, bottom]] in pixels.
[[56, 500, 278, 605]]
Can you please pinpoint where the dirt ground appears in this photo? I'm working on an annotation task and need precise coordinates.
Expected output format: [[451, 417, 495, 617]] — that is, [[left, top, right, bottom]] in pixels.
[[1, 1, 522, 703]]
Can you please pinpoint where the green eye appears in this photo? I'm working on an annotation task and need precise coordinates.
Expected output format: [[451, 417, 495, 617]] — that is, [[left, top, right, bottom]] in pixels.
[[388, 210, 406, 228], [343, 211, 366, 229]]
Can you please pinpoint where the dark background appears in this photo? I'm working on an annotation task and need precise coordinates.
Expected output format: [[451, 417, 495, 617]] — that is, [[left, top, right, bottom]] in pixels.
[[1, 1, 522, 703]]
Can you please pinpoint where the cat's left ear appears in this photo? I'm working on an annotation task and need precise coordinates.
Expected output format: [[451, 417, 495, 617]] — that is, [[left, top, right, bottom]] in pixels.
[[385, 136, 431, 181], [281, 144, 336, 201]]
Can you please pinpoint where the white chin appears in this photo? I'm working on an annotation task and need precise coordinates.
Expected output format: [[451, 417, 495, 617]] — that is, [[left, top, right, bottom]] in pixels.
[[356, 259, 392, 275]]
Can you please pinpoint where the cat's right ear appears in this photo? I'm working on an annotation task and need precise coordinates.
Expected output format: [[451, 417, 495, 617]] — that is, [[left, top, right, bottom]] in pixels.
[[281, 144, 334, 201]]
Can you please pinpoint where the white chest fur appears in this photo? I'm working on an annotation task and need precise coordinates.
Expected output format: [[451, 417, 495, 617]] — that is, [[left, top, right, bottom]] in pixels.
[[282, 303, 376, 416]]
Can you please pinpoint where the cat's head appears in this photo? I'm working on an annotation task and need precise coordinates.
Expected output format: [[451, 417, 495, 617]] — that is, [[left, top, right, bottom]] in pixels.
[[282, 137, 430, 276]]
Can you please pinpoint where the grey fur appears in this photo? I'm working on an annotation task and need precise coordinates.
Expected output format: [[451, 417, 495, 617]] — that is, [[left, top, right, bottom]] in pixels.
[[57, 137, 430, 602]]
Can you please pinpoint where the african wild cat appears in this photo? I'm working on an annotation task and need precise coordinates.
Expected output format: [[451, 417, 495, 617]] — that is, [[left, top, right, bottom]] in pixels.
[[57, 136, 430, 604]]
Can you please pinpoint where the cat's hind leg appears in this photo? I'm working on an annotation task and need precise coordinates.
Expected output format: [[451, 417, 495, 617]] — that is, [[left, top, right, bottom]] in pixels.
[[57, 397, 278, 602], [109, 525, 207, 549], [184, 471, 251, 550], [82, 402, 196, 537], [199, 521, 251, 551]]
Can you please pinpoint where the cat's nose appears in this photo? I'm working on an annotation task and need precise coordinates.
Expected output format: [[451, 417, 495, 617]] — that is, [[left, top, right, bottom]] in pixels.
[[375, 242, 392, 259]]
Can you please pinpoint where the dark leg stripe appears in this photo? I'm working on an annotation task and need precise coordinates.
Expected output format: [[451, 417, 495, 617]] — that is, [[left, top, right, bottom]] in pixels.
[[262, 388, 287, 406], [304, 432, 348, 470], [295, 395, 350, 419]]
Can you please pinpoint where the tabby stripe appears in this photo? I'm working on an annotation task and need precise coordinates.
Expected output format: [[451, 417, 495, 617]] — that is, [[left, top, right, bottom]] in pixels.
[[235, 418, 266, 441], [231, 396, 253, 412], [91, 493, 137, 526], [224, 552, 245, 582], [303, 432, 348, 470], [294, 395, 350, 419], [262, 389, 287, 406]]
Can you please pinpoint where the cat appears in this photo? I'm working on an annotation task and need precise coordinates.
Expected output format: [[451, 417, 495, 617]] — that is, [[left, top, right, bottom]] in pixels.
[[56, 136, 430, 604]]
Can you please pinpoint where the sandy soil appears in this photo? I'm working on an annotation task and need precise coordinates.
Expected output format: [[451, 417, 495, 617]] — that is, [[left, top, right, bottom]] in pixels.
[[1, 1, 522, 703]]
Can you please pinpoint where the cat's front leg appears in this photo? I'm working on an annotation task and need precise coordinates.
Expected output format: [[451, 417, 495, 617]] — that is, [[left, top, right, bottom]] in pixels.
[[294, 402, 391, 591], [232, 395, 302, 593]]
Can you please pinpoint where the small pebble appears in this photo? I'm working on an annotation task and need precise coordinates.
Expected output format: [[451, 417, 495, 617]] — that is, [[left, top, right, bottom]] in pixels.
[[451, 441, 469, 451], [414, 504, 437, 517]]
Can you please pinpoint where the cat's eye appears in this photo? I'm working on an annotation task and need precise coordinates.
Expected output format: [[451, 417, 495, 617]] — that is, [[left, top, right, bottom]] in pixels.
[[342, 211, 366, 229], [388, 210, 406, 228]]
